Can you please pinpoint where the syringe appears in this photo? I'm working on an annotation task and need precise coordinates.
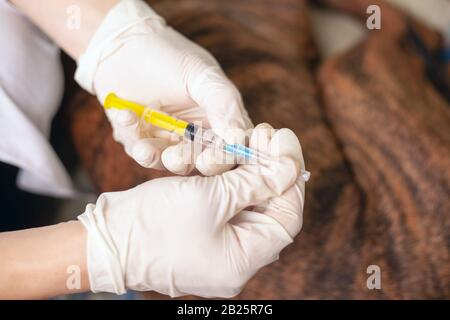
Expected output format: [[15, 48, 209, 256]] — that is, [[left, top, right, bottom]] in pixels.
[[104, 93, 310, 181]]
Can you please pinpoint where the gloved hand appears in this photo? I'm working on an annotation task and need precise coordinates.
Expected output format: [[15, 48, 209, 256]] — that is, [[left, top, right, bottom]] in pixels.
[[75, 0, 252, 176], [78, 124, 306, 297]]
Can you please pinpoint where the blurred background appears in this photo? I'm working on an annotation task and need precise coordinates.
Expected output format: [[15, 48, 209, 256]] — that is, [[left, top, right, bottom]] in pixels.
[[1, 0, 449, 299]]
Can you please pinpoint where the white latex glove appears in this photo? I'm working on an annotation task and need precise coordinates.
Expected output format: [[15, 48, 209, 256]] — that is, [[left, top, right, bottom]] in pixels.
[[78, 124, 306, 297], [75, 0, 252, 176]]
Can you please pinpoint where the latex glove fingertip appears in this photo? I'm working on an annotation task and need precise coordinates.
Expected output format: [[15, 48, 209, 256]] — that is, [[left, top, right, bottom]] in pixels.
[[249, 123, 275, 153], [131, 141, 158, 168], [162, 144, 194, 175], [269, 129, 305, 180], [196, 148, 234, 176], [262, 156, 298, 196], [107, 109, 138, 127]]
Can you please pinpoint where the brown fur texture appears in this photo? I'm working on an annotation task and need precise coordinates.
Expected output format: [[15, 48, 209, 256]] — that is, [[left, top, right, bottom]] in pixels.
[[66, 0, 450, 298], [315, 0, 450, 298]]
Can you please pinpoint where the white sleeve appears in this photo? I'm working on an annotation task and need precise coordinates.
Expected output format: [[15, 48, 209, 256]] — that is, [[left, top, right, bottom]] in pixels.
[[0, 1, 75, 197]]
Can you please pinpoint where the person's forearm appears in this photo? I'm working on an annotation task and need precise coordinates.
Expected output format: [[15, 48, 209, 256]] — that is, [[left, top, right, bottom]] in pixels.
[[0, 221, 90, 299], [10, 0, 119, 59]]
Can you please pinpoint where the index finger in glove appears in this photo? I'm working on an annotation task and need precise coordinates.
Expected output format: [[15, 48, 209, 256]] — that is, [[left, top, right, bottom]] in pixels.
[[227, 168, 305, 273], [188, 67, 253, 176], [212, 124, 304, 225], [106, 108, 173, 170], [251, 125, 306, 238]]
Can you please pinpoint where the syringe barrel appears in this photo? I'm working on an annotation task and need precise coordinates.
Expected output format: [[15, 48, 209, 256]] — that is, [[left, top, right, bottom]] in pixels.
[[182, 122, 311, 181], [184, 124, 219, 147]]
